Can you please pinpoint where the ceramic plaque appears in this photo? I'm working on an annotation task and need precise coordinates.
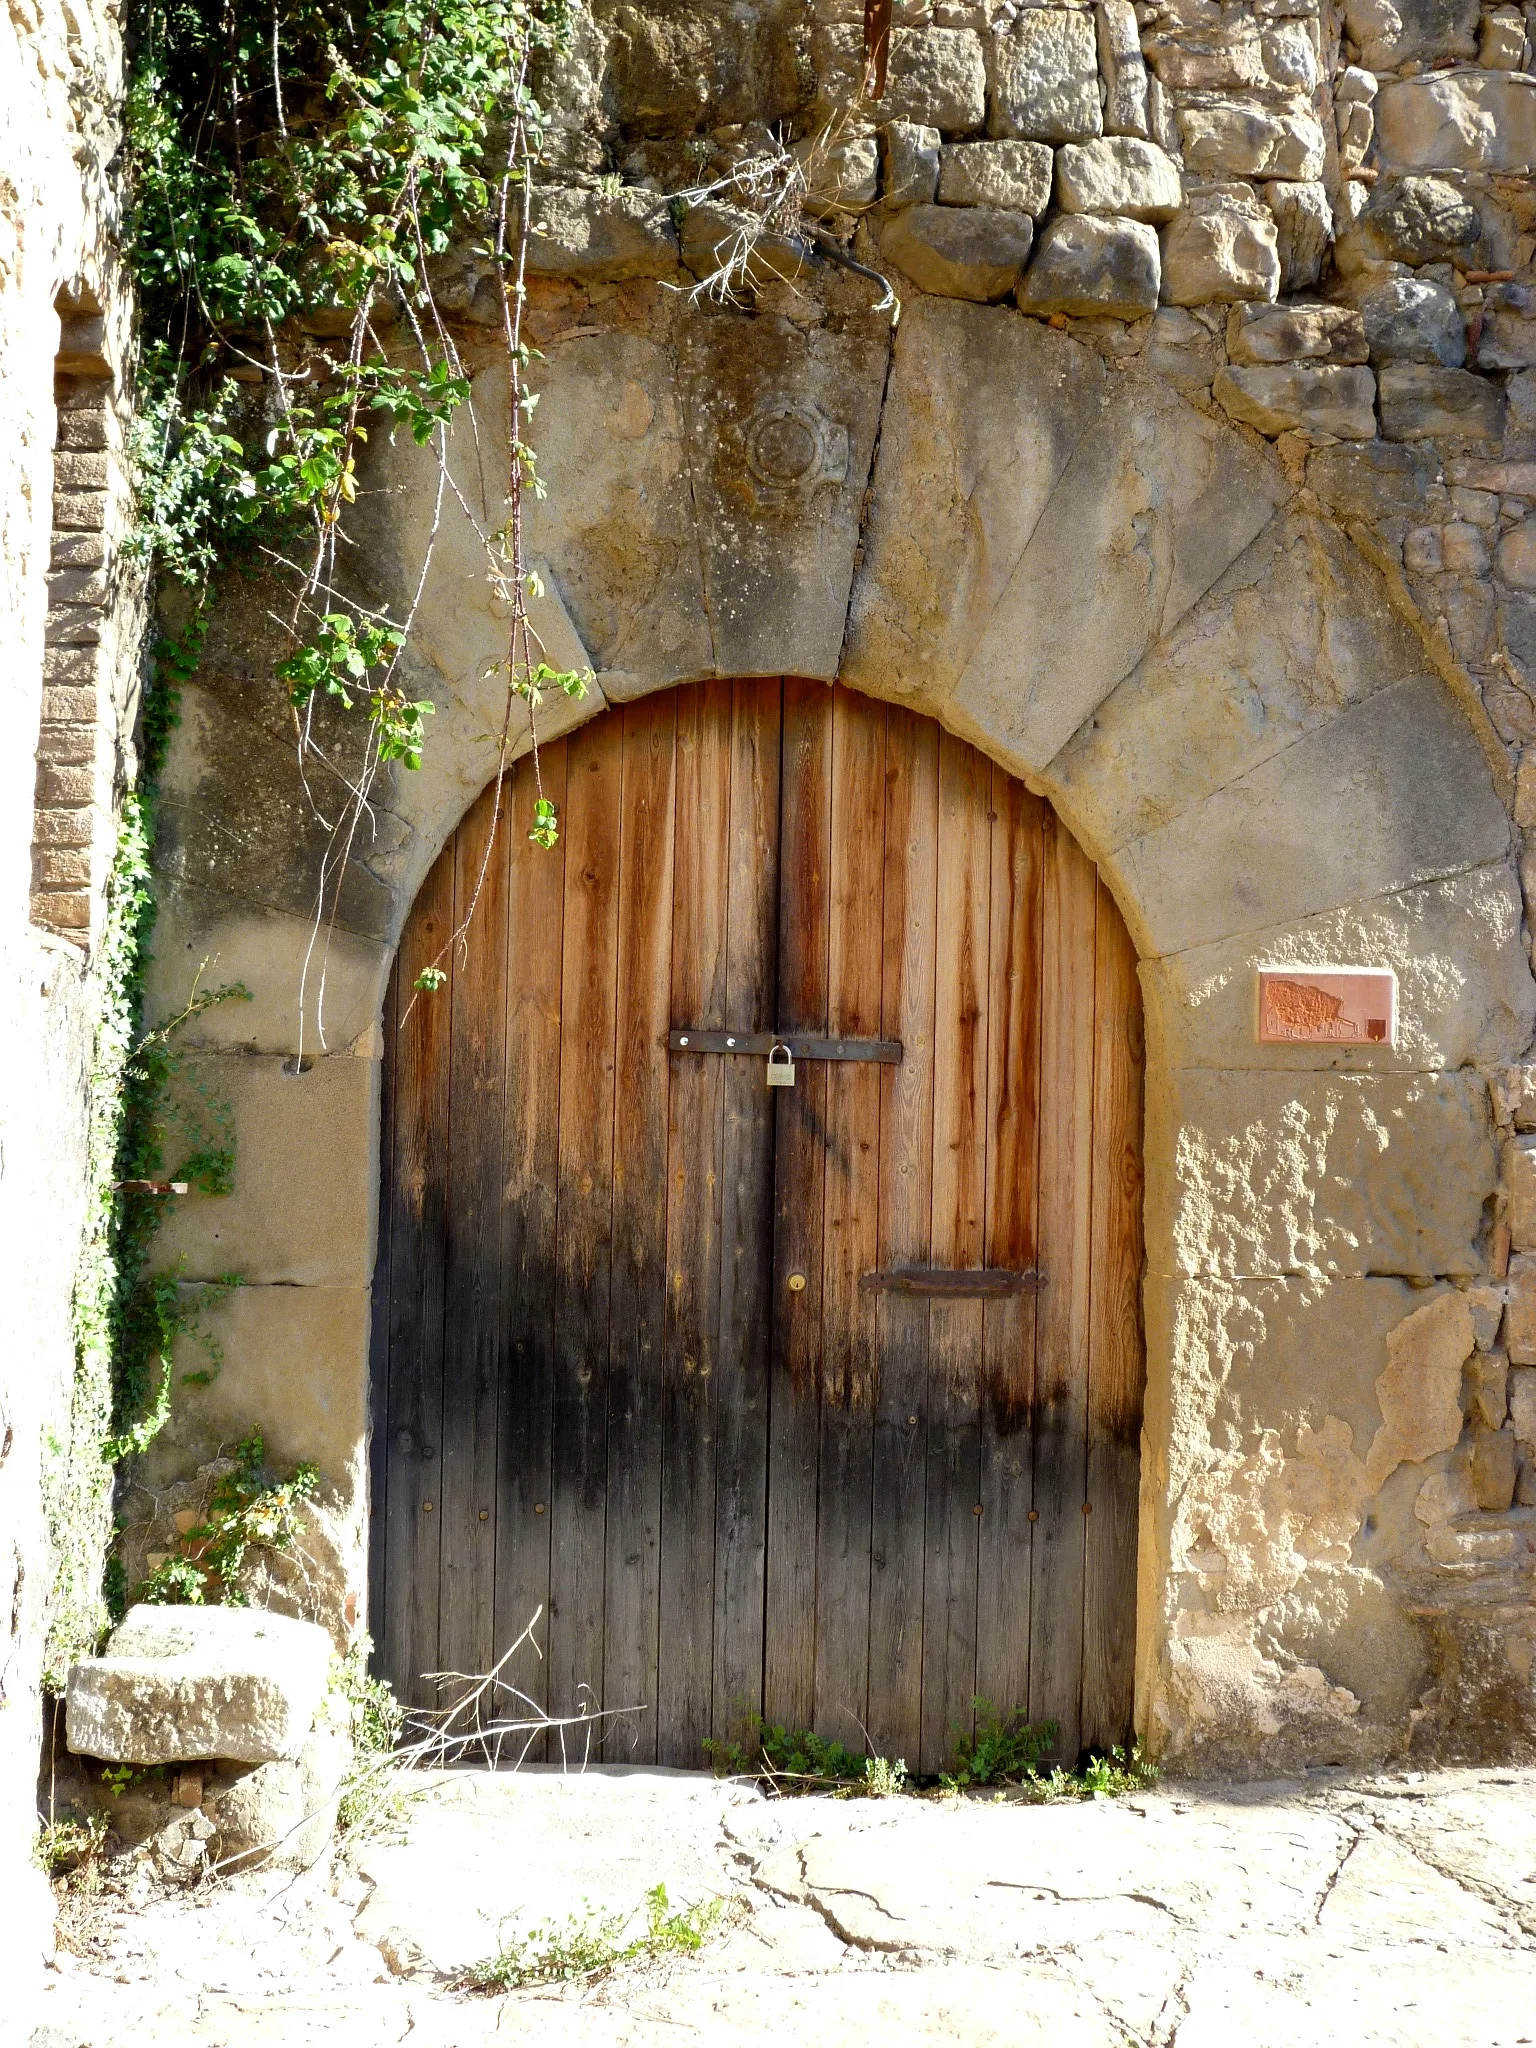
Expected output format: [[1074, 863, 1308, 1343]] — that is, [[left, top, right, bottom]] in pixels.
[[1256, 966, 1396, 1047]]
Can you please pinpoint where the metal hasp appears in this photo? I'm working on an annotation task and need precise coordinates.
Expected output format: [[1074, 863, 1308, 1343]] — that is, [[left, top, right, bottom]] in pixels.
[[858, 1268, 1046, 1297], [668, 1029, 902, 1063]]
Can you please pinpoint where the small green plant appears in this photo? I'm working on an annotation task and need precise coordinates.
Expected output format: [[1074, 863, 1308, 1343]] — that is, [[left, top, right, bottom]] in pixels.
[[34, 1813, 110, 1879], [133, 1431, 319, 1606], [331, 1637, 410, 1840], [100, 1763, 161, 1800], [943, 1700, 1058, 1790], [704, 1718, 906, 1797], [462, 1884, 726, 1993]]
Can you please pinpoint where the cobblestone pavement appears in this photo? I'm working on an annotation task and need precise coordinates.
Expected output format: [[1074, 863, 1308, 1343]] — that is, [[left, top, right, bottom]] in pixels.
[[27, 1764, 1536, 2047]]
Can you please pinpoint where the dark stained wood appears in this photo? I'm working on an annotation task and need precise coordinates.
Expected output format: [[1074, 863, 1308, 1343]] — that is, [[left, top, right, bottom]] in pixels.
[[1081, 878, 1146, 1756], [764, 678, 833, 1735], [813, 689, 886, 1750], [367, 957, 396, 1669], [1029, 811, 1099, 1762], [667, 1030, 901, 1062], [380, 844, 454, 1707], [712, 678, 782, 1748], [438, 784, 509, 1684], [548, 722, 623, 1733], [976, 775, 1045, 1729], [660, 681, 732, 1764], [376, 683, 1145, 1779], [492, 747, 567, 1732], [602, 697, 678, 1760], [866, 707, 937, 1768], [921, 729, 990, 1772]]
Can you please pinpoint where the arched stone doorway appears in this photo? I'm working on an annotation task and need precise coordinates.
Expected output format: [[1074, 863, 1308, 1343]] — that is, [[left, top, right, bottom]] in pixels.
[[370, 681, 1145, 1772]]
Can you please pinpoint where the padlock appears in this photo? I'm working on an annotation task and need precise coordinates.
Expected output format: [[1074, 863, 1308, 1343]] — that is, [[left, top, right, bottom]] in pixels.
[[766, 1041, 796, 1088]]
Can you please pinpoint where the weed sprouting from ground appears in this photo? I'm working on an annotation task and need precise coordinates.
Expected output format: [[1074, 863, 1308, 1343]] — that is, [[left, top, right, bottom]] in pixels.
[[705, 1700, 1159, 1803], [461, 1884, 729, 1992]]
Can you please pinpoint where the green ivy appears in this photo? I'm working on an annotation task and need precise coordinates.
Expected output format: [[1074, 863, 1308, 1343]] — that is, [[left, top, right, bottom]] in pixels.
[[133, 1430, 320, 1606]]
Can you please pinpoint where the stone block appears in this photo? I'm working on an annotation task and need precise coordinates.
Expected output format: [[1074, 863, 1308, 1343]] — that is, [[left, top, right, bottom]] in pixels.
[[1177, 102, 1327, 184], [1470, 1424, 1520, 1509], [51, 490, 108, 531], [1017, 214, 1161, 320], [1096, 0, 1150, 140], [33, 848, 91, 888], [1338, 176, 1480, 274], [938, 139, 1053, 215], [50, 530, 106, 568], [797, 134, 879, 217], [1443, 522, 1491, 574], [1264, 180, 1332, 292], [1467, 1349, 1509, 1428], [988, 10, 1102, 144], [878, 203, 1035, 301], [1343, 0, 1479, 70], [1226, 301, 1367, 366], [816, 25, 986, 132], [1509, 529, 1536, 594], [1375, 71, 1536, 174], [1054, 138, 1182, 223], [152, 1053, 376, 1288], [1512, 1361, 1536, 1439], [1358, 276, 1467, 369], [1505, 1259, 1536, 1363], [1148, 1069, 1494, 1281], [205, 1724, 350, 1872], [1145, 306, 1224, 393], [1379, 363, 1506, 443], [883, 122, 941, 208], [525, 187, 679, 282], [1160, 192, 1281, 306], [1117, 672, 1510, 955], [1145, 23, 1267, 92], [1478, 283, 1536, 371], [1482, 6, 1529, 66], [1307, 440, 1438, 522], [1213, 363, 1377, 440], [1508, 1134, 1536, 1250], [66, 1605, 334, 1765]]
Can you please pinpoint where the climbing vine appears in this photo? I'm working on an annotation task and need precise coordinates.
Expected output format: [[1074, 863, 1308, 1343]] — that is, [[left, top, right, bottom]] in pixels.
[[125, 0, 591, 1027]]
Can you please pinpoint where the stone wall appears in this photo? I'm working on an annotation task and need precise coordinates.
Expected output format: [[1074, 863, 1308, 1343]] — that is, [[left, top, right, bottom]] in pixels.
[[143, 0, 1536, 1776], [2, 0, 137, 1994]]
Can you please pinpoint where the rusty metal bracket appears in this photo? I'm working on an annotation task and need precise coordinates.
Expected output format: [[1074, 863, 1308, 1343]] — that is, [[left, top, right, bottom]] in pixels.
[[857, 1268, 1045, 1297], [669, 1029, 901, 1063]]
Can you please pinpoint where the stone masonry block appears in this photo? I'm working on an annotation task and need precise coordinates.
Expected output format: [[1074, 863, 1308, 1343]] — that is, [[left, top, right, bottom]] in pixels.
[[1512, 1361, 1536, 1441], [56, 406, 111, 451], [1505, 1256, 1536, 1362], [883, 122, 941, 208], [31, 807, 95, 848], [1508, 1134, 1536, 1249], [43, 606, 103, 646], [36, 723, 97, 767], [939, 140, 1053, 215], [66, 1605, 334, 1765], [43, 643, 102, 684], [31, 889, 90, 931], [1226, 301, 1367, 366], [1466, 1349, 1509, 1428], [1017, 214, 1161, 320], [41, 686, 98, 723], [1097, 0, 1150, 140], [1054, 138, 1182, 223], [53, 450, 109, 490], [1470, 1423, 1519, 1510], [51, 490, 109, 532], [50, 530, 106, 569], [1379, 364, 1506, 443], [988, 10, 1102, 144], [47, 567, 108, 606], [33, 848, 92, 889], [34, 763, 95, 806], [1161, 193, 1280, 305], [878, 203, 1035, 300], [1213, 363, 1377, 440]]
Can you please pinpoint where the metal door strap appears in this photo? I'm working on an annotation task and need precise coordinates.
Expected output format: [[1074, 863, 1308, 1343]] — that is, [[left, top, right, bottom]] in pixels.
[[857, 1268, 1045, 1297], [668, 1029, 901, 1063]]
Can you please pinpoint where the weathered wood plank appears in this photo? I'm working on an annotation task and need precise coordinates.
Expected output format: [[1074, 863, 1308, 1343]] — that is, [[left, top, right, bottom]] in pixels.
[[814, 688, 886, 1751], [549, 724, 623, 1736], [712, 677, 782, 1750], [367, 951, 397, 1675], [1081, 879, 1145, 1756], [764, 677, 833, 1736], [438, 782, 509, 1685], [921, 730, 991, 1776], [603, 697, 677, 1760], [493, 749, 567, 1734], [867, 707, 937, 1767], [660, 680, 732, 1765], [381, 843, 454, 1708], [1029, 812, 1098, 1762], [976, 774, 1044, 1728]]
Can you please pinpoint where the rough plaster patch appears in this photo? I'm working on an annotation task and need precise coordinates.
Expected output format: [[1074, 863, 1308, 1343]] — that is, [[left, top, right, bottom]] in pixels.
[[1366, 1291, 1474, 1490]]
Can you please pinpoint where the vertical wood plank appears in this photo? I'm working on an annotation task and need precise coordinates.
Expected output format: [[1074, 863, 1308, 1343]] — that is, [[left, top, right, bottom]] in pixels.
[[494, 749, 567, 1727], [976, 774, 1045, 1727], [367, 959, 396, 1665], [603, 697, 678, 1759], [813, 687, 886, 1750], [764, 677, 833, 1735], [866, 707, 937, 1767], [921, 730, 991, 1775], [438, 783, 509, 1685], [660, 680, 732, 1764], [712, 677, 782, 1748], [1029, 812, 1098, 1762], [547, 725, 625, 1735], [1081, 881, 1145, 1756], [380, 845, 454, 1708]]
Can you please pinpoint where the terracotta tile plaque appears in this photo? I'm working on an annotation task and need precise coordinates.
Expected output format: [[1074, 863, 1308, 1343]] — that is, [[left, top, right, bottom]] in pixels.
[[1256, 965, 1397, 1047]]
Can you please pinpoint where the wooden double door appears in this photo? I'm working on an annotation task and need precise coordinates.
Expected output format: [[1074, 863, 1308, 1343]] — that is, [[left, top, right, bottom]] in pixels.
[[371, 680, 1144, 1772]]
